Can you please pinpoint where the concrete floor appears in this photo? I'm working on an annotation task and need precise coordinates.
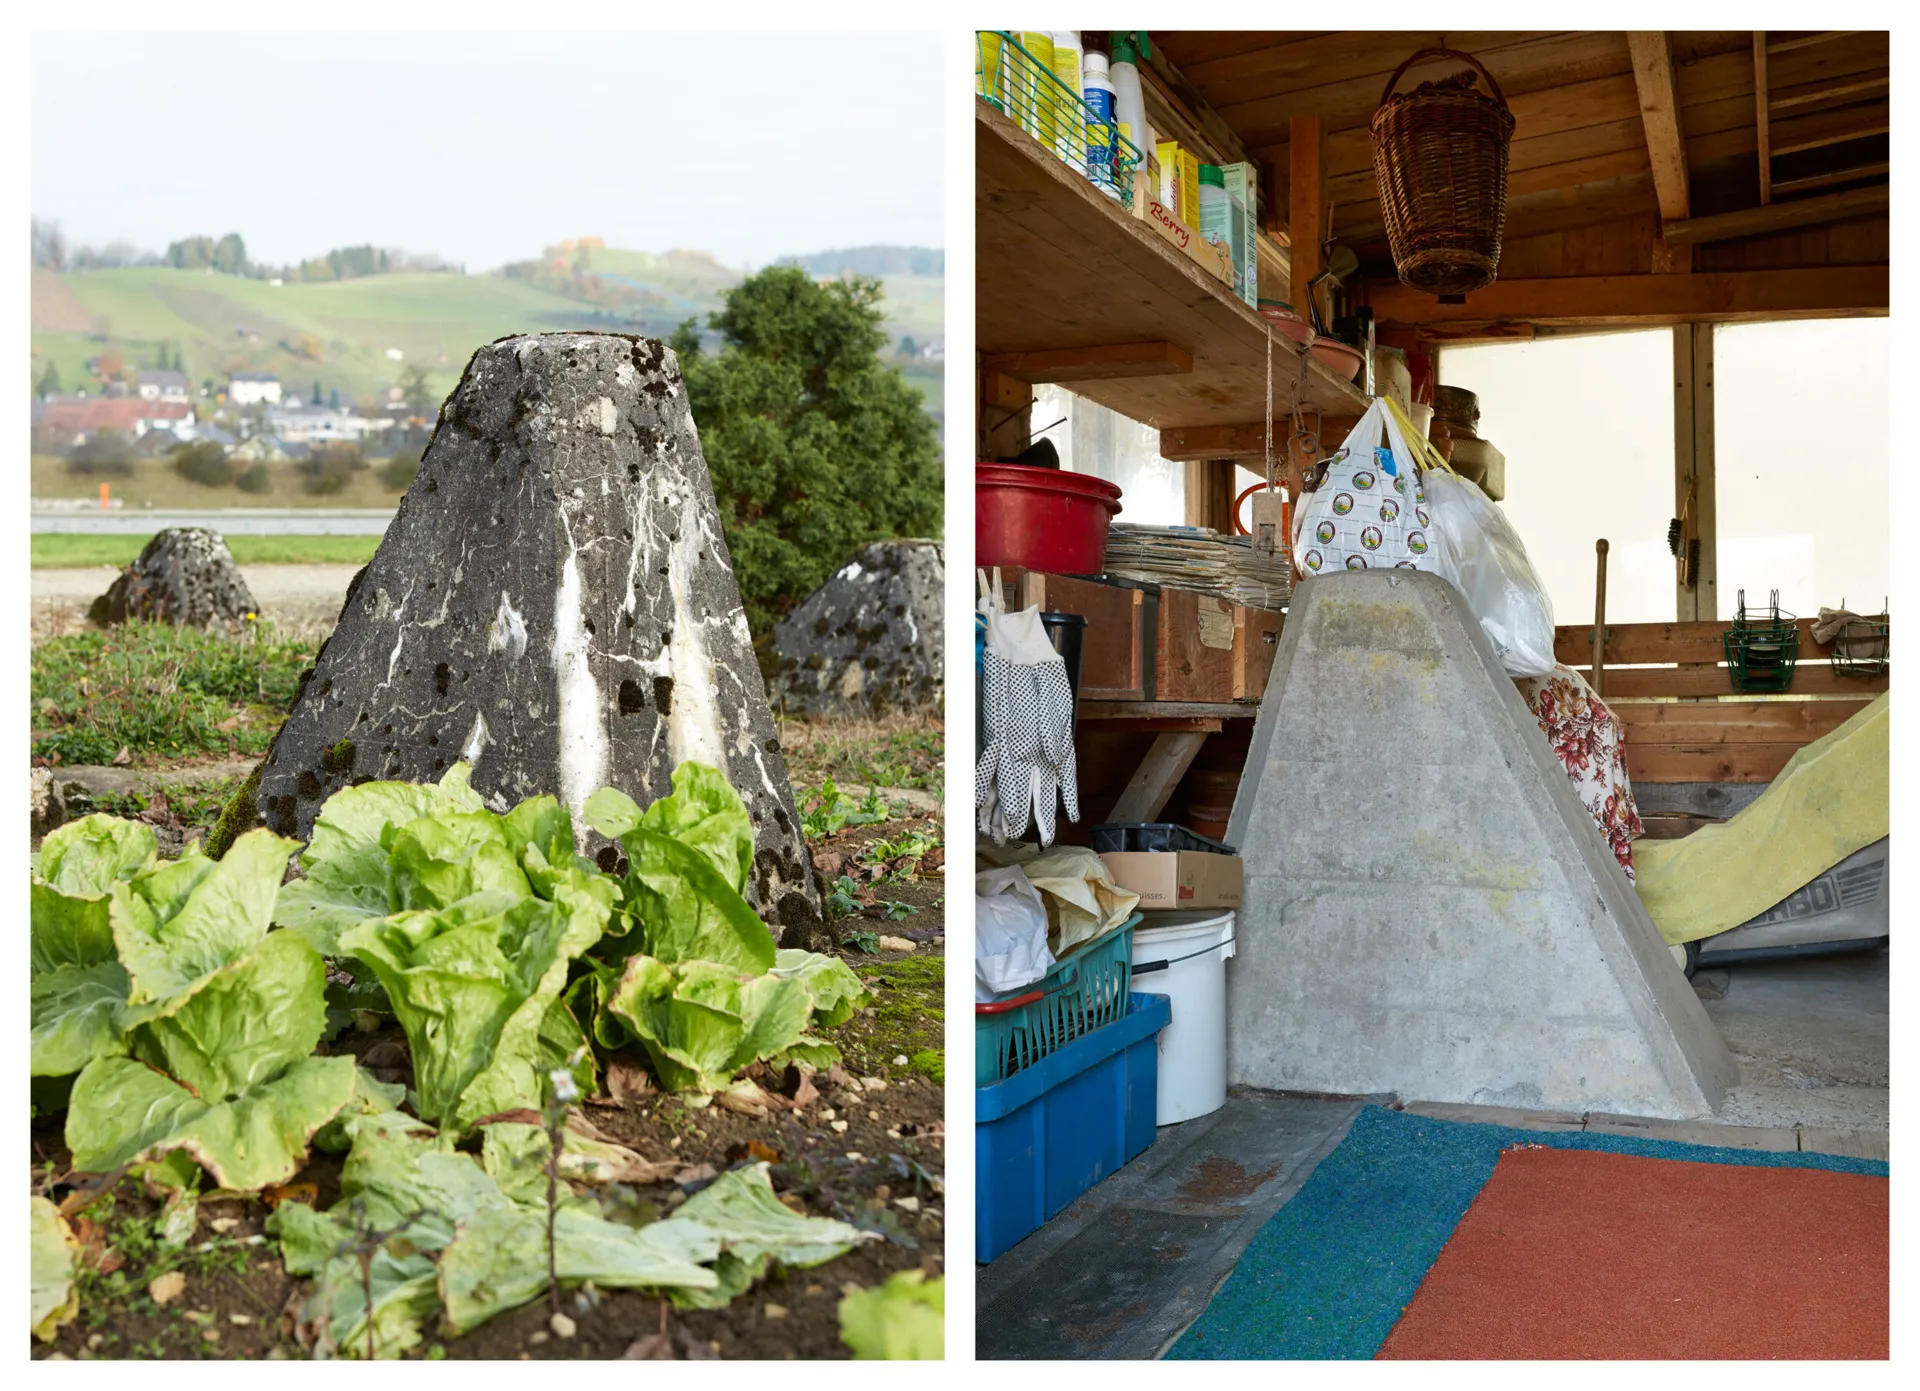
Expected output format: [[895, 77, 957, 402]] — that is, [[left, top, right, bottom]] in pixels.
[[977, 946, 1889, 1360], [1698, 943, 1889, 1133]]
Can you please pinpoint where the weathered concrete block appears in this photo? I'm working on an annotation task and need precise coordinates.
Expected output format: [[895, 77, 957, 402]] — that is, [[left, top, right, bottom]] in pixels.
[[89, 527, 259, 630], [230, 333, 820, 935], [770, 540, 943, 716], [1224, 569, 1738, 1119]]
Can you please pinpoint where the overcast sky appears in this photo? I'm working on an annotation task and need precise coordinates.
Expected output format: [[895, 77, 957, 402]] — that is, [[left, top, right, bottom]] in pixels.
[[33, 30, 944, 270]]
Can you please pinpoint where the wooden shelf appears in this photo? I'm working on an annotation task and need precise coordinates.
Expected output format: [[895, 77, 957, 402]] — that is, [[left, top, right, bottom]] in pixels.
[[977, 100, 1369, 431]]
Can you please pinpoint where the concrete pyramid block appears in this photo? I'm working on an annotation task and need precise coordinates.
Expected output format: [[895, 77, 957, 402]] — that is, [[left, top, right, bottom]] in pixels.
[[90, 526, 259, 630], [770, 540, 944, 716], [1224, 570, 1737, 1119], [231, 333, 820, 934]]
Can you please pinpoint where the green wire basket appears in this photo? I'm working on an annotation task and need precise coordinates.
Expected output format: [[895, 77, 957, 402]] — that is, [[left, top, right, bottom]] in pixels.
[[977, 31, 1143, 209], [1723, 589, 1801, 693], [1831, 599, 1889, 679]]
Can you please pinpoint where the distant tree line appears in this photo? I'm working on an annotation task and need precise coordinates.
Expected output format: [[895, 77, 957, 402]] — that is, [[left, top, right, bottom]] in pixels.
[[30, 218, 458, 282]]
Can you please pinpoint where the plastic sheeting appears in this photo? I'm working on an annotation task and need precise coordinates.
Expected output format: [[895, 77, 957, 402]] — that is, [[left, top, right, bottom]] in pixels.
[[975, 842, 1140, 957], [1633, 694, 1890, 945]]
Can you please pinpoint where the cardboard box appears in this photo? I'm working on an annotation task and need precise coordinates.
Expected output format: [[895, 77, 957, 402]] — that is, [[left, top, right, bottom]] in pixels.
[[1101, 850, 1244, 909], [1144, 199, 1234, 286], [1218, 162, 1260, 308]]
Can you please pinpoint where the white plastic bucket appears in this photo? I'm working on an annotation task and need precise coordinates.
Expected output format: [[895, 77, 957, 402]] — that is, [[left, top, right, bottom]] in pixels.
[[1130, 909, 1236, 1125]]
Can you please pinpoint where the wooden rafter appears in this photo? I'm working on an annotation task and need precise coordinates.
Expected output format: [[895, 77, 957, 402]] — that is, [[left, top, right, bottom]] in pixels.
[[1660, 183, 1889, 247], [1627, 32, 1691, 222], [1754, 32, 1773, 204], [1367, 267, 1888, 328]]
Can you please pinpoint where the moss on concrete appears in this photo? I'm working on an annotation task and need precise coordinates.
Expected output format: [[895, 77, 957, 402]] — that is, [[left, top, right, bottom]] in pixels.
[[202, 759, 264, 860]]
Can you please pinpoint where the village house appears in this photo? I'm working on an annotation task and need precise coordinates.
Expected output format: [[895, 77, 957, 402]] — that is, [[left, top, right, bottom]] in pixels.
[[227, 372, 282, 405], [135, 369, 191, 403]]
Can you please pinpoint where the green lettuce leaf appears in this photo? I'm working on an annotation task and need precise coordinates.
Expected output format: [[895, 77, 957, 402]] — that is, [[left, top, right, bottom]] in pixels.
[[129, 930, 327, 1099], [340, 885, 606, 1128], [30, 961, 131, 1078], [66, 1052, 357, 1191], [839, 1271, 944, 1359], [273, 764, 487, 954], [605, 955, 813, 1094], [669, 1163, 874, 1308], [32, 816, 157, 975], [387, 811, 532, 912], [772, 948, 874, 1029], [111, 829, 297, 1009], [637, 763, 756, 890]]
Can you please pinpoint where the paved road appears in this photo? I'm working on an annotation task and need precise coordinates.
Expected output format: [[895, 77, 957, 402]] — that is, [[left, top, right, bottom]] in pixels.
[[31, 507, 395, 535]]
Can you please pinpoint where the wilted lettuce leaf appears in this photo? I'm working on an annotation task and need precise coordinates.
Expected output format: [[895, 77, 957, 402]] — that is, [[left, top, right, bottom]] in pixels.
[[274, 764, 487, 954], [111, 829, 297, 1010], [668, 1163, 875, 1308], [30, 961, 131, 1078], [839, 1271, 945, 1359], [772, 948, 874, 1029], [605, 955, 813, 1094], [31, 1196, 80, 1343]]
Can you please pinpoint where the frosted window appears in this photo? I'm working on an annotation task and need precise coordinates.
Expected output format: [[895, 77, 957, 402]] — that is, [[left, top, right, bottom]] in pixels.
[[1713, 319, 1888, 621], [1031, 384, 1184, 526], [1438, 331, 1675, 625]]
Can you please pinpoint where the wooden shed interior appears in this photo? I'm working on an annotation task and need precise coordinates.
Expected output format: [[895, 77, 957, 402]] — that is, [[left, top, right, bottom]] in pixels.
[[975, 28, 1889, 841]]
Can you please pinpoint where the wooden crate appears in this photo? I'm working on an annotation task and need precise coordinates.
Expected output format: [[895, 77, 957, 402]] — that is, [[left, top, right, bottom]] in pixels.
[[1014, 570, 1155, 702]]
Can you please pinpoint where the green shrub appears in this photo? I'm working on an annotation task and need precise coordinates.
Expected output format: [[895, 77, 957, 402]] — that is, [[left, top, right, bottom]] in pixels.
[[379, 451, 420, 490], [236, 461, 274, 494], [301, 443, 362, 495], [171, 440, 234, 487]]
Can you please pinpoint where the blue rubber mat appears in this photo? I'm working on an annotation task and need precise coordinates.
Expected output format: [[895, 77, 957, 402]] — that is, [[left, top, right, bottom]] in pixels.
[[1167, 1105, 1888, 1361]]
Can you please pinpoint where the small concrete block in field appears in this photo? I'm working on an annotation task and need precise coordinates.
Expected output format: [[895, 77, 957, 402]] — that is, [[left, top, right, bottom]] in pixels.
[[226, 333, 820, 933], [770, 540, 944, 716], [1586, 1113, 1800, 1152], [89, 526, 260, 630]]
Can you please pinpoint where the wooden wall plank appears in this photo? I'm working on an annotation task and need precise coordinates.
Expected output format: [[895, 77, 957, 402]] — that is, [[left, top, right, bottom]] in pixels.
[[1600, 667, 1886, 698], [1623, 742, 1804, 783]]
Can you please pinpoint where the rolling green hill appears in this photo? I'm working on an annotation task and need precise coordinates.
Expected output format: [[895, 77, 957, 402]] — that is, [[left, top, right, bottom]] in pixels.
[[31, 244, 944, 415]]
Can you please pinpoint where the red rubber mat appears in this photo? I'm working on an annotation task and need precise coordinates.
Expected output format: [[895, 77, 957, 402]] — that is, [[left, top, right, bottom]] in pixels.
[[1378, 1145, 1888, 1360]]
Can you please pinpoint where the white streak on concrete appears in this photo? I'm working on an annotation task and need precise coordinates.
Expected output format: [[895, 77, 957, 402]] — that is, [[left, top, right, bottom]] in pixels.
[[489, 592, 528, 661], [461, 712, 492, 765], [551, 528, 608, 843], [378, 583, 414, 690], [594, 396, 618, 436], [663, 493, 728, 773]]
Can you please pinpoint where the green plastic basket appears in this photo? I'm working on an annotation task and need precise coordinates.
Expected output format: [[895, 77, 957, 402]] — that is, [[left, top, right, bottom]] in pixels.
[[975, 915, 1140, 1085], [1723, 589, 1800, 693], [976, 31, 1143, 208]]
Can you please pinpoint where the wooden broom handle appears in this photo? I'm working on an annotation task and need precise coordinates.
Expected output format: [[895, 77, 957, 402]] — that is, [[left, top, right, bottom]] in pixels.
[[1592, 539, 1609, 696]]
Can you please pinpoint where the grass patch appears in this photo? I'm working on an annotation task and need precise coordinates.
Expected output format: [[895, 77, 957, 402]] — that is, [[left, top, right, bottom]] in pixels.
[[73, 772, 250, 834], [33, 533, 382, 569], [783, 718, 944, 796], [32, 621, 314, 766]]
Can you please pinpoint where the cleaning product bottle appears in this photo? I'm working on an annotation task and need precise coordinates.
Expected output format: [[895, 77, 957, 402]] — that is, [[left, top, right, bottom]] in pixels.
[[1014, 30, 1054, 146], [1082, 49, 1118, 189], [1198, 163, 1229, 255], [1109, 32, 1150, 182], [1049, 31, 1085, 166], [977, 30, 1008, 109]]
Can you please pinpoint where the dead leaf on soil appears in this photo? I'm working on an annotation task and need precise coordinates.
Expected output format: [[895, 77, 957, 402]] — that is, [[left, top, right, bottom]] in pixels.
[[622, 1333, 675, 1360], [827, 1062, 853, 1089], [675, 1163, 718, 1187], [810, 850, 844, 877], [110, 747, 132, 767], [148, 1271, 186, 1307], [605, 1061, 656, 1108], [780, 1064, 820, 1110], [260, 1181, 317, 1209]]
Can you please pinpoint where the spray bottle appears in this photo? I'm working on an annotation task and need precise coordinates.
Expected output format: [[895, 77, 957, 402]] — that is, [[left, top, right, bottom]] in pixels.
[[1014, 30, 1055, 145], [1082, 49, 1118, 188], [1049, 31, 1085, 165], [1109, 32, 1151, 187]]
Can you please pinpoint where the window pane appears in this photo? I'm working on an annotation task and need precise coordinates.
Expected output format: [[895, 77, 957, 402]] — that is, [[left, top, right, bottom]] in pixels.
[[1713, 319, 1888, 620], [1438, 330, 1676, 625], [1032, 384, 1185, 525]]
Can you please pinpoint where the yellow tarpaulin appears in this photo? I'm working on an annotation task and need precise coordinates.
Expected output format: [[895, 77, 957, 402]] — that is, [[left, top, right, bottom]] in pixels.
[[1634, 693, 1889, 945]]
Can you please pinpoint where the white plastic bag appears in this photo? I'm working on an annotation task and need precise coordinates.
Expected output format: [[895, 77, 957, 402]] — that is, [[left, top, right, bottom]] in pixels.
[[975, 864, 1055, 1002], [1290, 397, 1440, 576], [1422, 468, 1558, 677]]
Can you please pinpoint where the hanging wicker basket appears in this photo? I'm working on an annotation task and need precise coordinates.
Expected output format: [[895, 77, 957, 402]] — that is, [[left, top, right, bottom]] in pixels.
[[1369, 47, 1516, 296]]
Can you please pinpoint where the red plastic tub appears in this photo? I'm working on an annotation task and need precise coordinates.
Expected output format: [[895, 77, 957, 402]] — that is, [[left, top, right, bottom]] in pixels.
[[976, 463, 1123, 574]]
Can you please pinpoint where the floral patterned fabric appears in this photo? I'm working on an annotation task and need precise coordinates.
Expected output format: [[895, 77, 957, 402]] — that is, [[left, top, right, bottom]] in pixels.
[[1514, 664, 1644, 881]]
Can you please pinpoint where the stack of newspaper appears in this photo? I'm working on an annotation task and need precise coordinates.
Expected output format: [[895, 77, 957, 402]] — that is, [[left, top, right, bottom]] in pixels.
[[1103, 523, 1291, 613]]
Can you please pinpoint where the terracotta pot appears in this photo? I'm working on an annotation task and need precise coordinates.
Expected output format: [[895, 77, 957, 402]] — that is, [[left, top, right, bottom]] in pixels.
[[1308, 338, 1366, 382]]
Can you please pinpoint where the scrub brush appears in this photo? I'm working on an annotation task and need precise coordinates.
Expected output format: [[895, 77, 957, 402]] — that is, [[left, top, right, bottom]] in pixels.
[[1666, 517, 1682, 556]]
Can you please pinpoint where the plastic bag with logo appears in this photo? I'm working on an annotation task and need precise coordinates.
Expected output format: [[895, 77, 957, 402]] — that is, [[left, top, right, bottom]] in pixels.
[[1289, 396, 1441, 577]]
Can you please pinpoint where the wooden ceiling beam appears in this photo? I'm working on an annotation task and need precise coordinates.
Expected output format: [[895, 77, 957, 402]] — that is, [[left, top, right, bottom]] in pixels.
[[1367, 266, 1888, 328], [1766, 31, 1859, 56], [1768, 70, 1889, 114], [1660, 183, 1889, 246], [1628, 33, 1692, 222], [981, 342, 1194, 384], [1772, 161, 1890, 197], [1754, 33, 1773, 205]]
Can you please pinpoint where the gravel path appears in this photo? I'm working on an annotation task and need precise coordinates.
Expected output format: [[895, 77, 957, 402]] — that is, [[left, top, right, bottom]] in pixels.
[[32, 563, 361, 642]]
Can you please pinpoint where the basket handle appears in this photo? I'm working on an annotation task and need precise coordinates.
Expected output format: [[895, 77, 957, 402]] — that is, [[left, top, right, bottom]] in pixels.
[[975, 990, 1042, 1015], [1378, 47, 1509, 109]]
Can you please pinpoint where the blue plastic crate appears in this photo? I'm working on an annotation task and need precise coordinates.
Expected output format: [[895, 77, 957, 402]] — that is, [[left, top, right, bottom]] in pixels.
[[975, 917, 1139, 1085], [976, 991, 1170, 1263]]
